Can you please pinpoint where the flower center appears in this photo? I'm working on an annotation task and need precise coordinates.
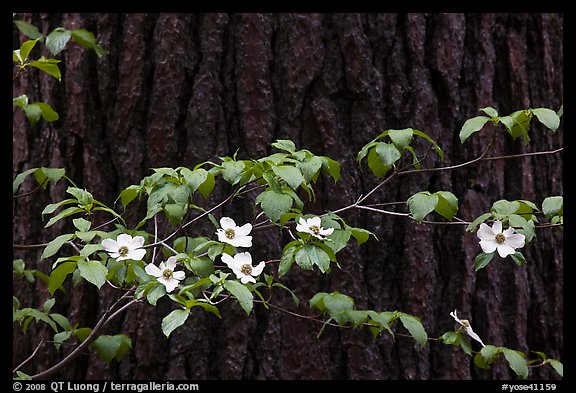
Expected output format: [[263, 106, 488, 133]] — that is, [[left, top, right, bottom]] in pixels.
[[224, 228, 236, 239], [495, 233, 506, 244], [240, 264, 252, 275], [162, 269, 173, 280], [118, 245, 129, 256], [309, 225, 321, 235]]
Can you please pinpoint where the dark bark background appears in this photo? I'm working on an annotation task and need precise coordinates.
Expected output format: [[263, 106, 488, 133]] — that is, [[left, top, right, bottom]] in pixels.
[[12, 13, 563, 380]]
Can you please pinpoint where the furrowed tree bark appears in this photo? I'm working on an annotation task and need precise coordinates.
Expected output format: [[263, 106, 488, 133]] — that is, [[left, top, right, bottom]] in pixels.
[[13, 13, 563, 380]]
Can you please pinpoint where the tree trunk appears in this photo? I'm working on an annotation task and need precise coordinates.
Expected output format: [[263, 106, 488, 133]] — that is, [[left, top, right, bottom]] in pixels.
[[13, 13, 563, 380]]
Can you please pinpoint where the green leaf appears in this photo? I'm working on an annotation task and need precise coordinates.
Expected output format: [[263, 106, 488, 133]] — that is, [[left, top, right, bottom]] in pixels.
[[491, 199, 520, 215], [407, 192, 438, 222], [440, 331, 459, 345], [459, 116, 491, 143], [91, 334, 132, 364], [412, 129, 444, 159], [41, 234, 75, 259], [474, 252, 495, 271], [272, 165, 305, 190], [78, 259, 108, 289], [500, 110, 532, 144], [296, 156, 323, 184], [320, 156, 341, 182], [466, 213, 492, 233], [434, 191, 458, 220], [531, 108, 560, 132], [350, 227, 376, 245], [278, 244, 299, 276], [271, 139, 296, 153], [375, 142, 401, 166], [80, 244, 103, 258], [367, 147, 390, 178], [220, 160, 245, 185], [13, 168, 36, 194], [46, 27, 71, 55], [73, 218, 92, 232], [180, 168, 207, 192], [50, 313, 71, 331], [48, 261, 77, 294], [28, 58, 62, 81], [388, 128, 414, 151], [542, 196, 563, 219], [18, 39, 39, 63], [223, 280, 253, 315], [548, 359, 563, 377], [294, 244, 323, 272], [501, 348, 528, 379], [480, 106, 499, 118], [38, 167, 66, 186], [367, 311, 395, 337], [183, 256, 214, 278], [45, 207, 84, 227], [399, 314, 428, 348], [14, 20, 43, 40], [325, 228, 352, 253], [510, 251, 527, 266], [146, 284, 167, 306], [310, 292, 355, 318], [43, 298, 56, 313], [255, 190, 293, 222], [479, 345, 501, 365], [23, 103, 42, 124], [161, 308, 190, 337], [70, 29, 105, 57], [164, 202, 188, 225]]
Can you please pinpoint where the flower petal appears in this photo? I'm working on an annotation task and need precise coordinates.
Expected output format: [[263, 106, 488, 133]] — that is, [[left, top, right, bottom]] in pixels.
[[220, 217, 236, 230], [165, 256, 178, 270], [309, 216, 321, 227], [235, 223, 253, 236], [479, 239, 498, 254], [251, 261, 266, 277], [116, 234, 133, 246], [129, 235, 145, 249], [320, 227, 334, 236], [227, 236, 252, 248], [216, 229, 228, 243], [450, 310, 462, 325], [491, 220, 503, 234], [145, 263, 162, 278], [477, 223, 495, 240], [502, 227, 516, 237], [101, 238, 119, 252], [296, 217, 308, 232], [127, 248, 147, 261], [235, 252, 253, 266], [505, 233, 525, 249], [159, 277, 179, 293], [240, 274, 256, 284], [172, 271, 186, 281], [496, 243, 516, 258], [465, 327, 485, 347], [221, 253, 239, 269]]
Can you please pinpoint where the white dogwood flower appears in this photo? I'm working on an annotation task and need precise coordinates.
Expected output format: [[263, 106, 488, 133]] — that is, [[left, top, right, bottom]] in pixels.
[[216, 217, 253, 248], [221, 252, 265, 284], [145, 256, 185, 293], [296, 216, 334, 239], [450, 309, 485, 347], [101, 234, 147, 261], [477, 220, 525, 258]]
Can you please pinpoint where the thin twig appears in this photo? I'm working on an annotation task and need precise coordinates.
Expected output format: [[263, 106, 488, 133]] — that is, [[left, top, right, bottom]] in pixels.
[[13, 339, 44, 374], [30, 294, 138, 380]]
